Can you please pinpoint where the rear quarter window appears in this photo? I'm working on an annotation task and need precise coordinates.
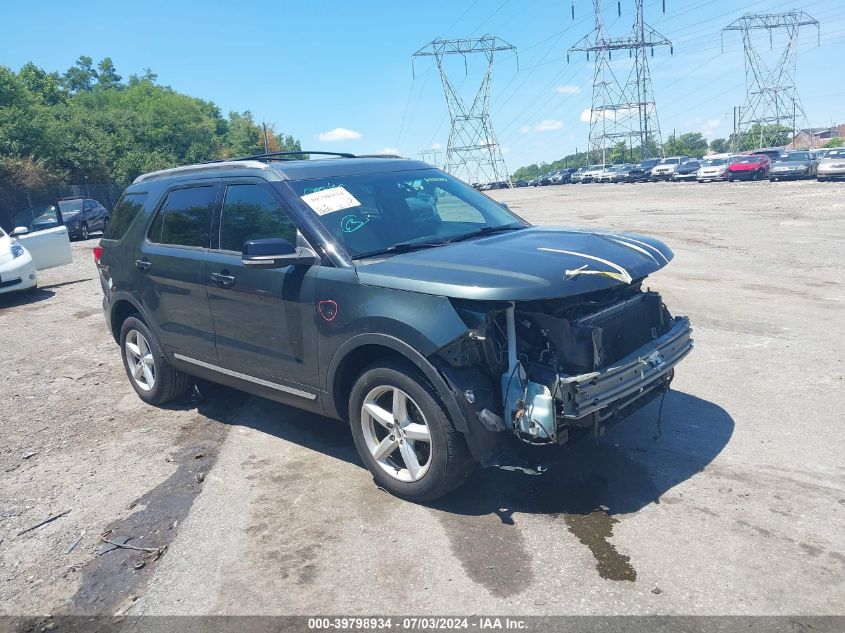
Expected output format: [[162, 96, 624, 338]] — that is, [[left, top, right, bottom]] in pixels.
[[148, 186, 215, 248], [103, 192, 148, 240]]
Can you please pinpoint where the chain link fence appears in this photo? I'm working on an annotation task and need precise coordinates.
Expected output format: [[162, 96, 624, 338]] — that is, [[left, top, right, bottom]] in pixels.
[[0, 182, 126, 232]]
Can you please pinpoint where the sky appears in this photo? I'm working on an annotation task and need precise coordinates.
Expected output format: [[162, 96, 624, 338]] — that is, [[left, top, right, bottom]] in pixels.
[[1, 0, 844, 172]]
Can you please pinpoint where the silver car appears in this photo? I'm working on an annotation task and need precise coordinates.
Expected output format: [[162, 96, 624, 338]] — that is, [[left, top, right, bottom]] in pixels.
[[817, 148, 845, 181], [696, 156, 737, 182]]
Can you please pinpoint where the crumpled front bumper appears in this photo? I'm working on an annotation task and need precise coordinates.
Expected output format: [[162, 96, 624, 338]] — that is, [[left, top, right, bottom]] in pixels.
[[555, 316, 693, 419]]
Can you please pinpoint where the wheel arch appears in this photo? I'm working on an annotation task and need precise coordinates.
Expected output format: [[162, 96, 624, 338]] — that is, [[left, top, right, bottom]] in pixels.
[[108, 293, 149, 342], [326, 333, 468, 434]]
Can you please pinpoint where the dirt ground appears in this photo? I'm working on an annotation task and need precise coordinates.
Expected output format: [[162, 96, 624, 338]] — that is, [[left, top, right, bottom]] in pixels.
[[0, 179, 843, 618]]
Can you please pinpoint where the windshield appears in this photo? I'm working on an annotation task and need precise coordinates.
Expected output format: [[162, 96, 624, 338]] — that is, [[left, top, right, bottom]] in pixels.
[[703, 158, 727, 166], [736, 156, 764, 164], [13, 204, 62, 232], [58, 199, 83, 213], [782, 152, 810, 161], [826, 149, 845, 158], [288, 169, 527, 258]]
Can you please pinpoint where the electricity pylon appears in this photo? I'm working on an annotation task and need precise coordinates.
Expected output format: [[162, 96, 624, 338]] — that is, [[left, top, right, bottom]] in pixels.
[[722, 11, 819, 150], [413, 35, 516, 186], [418, 148, 442, 168], [569, 0, 671, 162]]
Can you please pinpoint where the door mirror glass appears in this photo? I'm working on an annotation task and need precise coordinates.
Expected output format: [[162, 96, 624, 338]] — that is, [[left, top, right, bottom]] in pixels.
[[12, 226, 29, 236], [242, 237, 316, 268]]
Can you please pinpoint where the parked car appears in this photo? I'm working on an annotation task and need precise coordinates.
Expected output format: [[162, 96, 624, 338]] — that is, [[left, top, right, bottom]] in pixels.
[[53, 197, 110, 240], [569, 166, 590, 183], [625, 159, 661, 183], [727, 154, 770, 181], [750, 148, 784, 162], [512, 179, 529, 188], [581, 163, 612, 183], [817, 147, 845, 181], [550, 168, 576, 185], [609, 164, 637, 183], [671, 160, 702, 182], [769, 151, 818, 181], [96, 152, 692, 501], [651, 156, 689, 181], [696, 156, 736, 182], [2, 206, 73, 295]]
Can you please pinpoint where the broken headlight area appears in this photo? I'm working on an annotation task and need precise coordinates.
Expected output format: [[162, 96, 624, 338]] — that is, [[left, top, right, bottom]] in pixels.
[[438, 285, 693, 449]]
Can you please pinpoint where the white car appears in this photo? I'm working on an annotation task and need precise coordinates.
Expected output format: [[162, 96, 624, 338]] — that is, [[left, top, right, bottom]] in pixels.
[[650, 156, 689, 181], [581, 163, 612, 183], [817, 148, 845, 181], [1, 205, 73, 295]]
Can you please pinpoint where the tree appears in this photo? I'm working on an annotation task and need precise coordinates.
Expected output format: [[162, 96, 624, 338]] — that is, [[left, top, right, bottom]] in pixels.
[[63, 56, 98, 93], [708, 138, 729, 153], [822, 136, 843, 148], [664, 132, 708, 158], [96, 57, 122, 89]]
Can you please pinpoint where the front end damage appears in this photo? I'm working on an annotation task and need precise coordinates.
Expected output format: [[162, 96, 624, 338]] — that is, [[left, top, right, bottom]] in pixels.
[[430, 282, 693, 463]]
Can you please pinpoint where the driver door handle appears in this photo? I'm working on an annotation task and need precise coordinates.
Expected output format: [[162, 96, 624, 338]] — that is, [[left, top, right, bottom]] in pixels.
[[210, 271, 236, 287], [135, 259, 151, 272]]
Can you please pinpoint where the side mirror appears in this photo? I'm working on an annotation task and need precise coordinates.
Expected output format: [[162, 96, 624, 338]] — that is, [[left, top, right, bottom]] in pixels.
[[242, 237, 318, 269], [500, 202, 510, 211], [11, 226, 29, 236]]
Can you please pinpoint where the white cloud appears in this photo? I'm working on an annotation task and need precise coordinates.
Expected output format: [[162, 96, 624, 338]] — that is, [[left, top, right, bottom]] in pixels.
[[535, 119, 564, 131], [580, 107, 640, 124], [376, 147, 400, 155], [521, 119, 565, 133], [555, 84, 581, 94], [432, 143, 442, 150], [702, 118, 721, 138], [317, 127, 362, 142], [500, 146, 511, 154]]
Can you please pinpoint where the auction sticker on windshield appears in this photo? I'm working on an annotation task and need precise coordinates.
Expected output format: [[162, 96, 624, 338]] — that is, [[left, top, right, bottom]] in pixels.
[[301, 187, 361, 215]]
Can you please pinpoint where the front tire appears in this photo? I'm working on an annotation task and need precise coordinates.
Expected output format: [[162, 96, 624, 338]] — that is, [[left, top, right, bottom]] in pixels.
[[119, 315, 193, 405], [80, 223, 90, 240], [349, 361, 474, 501]]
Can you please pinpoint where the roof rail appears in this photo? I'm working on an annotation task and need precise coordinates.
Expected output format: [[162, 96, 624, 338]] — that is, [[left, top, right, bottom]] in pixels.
[[208, 151, 357, 164], [355, 153, 405, 159]]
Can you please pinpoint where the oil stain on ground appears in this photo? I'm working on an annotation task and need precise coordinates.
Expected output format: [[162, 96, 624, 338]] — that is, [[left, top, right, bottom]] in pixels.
[[562, 510, 636, 581], [68, 385, 247, 614]]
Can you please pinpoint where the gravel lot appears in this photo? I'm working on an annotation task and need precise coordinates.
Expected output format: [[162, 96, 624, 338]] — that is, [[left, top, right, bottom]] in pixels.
[[0, 179, 843, 618]]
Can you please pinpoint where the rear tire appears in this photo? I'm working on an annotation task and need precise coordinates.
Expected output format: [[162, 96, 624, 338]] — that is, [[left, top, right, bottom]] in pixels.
[[119, 315, 193, 405], [349, 360, 474, 501]]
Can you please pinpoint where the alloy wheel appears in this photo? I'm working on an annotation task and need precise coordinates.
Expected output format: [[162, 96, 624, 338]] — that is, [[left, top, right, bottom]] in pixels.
[[124, 329, 156, 392], [360, 385, 432, 482]]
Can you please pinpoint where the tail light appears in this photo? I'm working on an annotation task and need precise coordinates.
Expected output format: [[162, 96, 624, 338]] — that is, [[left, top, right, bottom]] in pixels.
[[93, 245, 103, 265]]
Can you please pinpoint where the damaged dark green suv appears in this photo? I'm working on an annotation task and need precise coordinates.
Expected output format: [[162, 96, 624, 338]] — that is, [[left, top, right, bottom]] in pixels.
[[96, 152, 693, 501]]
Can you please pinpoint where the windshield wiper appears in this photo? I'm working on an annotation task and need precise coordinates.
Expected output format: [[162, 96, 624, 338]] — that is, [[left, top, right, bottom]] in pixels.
[[354, 241, 447, 259], [447, 224, 527, 243]]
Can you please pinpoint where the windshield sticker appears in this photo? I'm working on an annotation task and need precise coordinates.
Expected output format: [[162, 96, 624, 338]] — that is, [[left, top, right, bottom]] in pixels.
[[341, 214, 370, 233], [301, 187, 361, 215]]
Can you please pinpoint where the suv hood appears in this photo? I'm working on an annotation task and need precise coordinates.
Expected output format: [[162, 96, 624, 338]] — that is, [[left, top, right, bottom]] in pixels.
[[355, 226, 674, 301]]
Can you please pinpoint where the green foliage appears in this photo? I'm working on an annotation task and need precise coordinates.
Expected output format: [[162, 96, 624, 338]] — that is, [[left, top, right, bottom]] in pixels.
[[663, 132, 708, 158], [822, 136, 843, 148], [731, 124, 792, 151], [708, 138, 729, 153], [0, 59, 302, 186]]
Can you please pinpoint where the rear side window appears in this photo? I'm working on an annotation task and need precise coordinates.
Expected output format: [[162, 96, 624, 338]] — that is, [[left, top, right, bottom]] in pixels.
[[148, 186, 215, 248], [219, 184, 297, 252], [103, 192, 148, 240]]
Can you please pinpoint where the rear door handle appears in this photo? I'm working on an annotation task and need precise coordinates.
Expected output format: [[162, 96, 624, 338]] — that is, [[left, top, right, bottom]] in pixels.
[[135, 259, 151, 272], [210, 271, 236, 287]]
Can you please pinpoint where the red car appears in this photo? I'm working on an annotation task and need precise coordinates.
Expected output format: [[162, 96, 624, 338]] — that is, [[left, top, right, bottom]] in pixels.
[[727, 154, 770, 181]]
